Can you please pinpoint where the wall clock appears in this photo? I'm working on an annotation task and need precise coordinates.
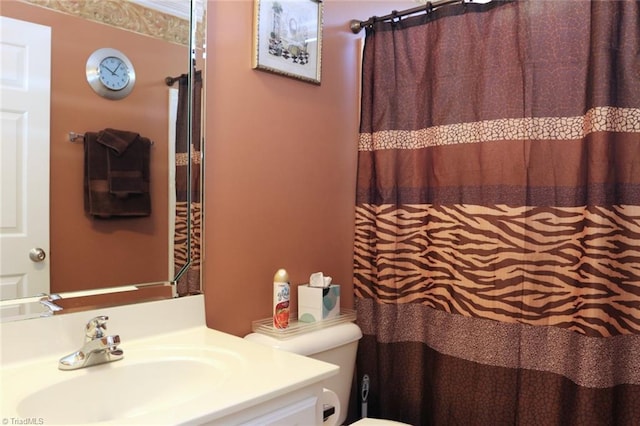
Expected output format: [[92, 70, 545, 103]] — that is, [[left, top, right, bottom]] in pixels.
[[86, 48, 136, 100]]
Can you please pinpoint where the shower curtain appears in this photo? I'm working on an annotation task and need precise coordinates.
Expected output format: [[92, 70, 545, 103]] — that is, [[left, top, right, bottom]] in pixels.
[[354, 1, 640, 425], [174, 70, 202, 296]]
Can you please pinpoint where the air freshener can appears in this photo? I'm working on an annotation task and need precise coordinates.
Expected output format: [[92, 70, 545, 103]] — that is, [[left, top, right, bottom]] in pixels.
[[273, 268, 290, 329]]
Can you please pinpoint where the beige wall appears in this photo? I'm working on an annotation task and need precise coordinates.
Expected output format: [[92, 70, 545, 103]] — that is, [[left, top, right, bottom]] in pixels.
[[204, 0, 415, 336], [1, 2, 188, 293]]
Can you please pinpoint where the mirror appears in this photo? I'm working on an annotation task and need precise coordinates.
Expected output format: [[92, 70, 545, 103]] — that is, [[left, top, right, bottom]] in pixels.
[[0, 0, 205, 320]]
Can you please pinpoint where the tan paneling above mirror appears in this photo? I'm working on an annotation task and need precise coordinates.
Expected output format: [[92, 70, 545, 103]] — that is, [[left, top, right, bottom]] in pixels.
[[0, 0, 204, 320]]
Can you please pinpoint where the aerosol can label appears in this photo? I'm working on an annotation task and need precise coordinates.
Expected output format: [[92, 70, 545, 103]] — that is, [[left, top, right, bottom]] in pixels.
[[273, 281, 290, 329]]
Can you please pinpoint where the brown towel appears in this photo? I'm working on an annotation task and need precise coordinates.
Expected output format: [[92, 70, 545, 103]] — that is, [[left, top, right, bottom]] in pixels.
[[84, 129, 152, 218], [99, 128, 148, 196]]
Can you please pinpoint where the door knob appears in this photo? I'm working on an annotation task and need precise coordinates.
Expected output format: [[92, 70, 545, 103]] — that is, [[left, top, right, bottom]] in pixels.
[[29, 248, 46, 262]]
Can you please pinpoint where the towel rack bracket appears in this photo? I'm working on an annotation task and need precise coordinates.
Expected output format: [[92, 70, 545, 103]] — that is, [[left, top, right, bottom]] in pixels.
[[69, 131, 84, 142]]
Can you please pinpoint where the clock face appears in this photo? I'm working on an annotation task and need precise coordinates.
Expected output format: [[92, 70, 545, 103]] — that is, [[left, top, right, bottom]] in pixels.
[[98, 56, 130, 91], [86, 48, 136, 100]]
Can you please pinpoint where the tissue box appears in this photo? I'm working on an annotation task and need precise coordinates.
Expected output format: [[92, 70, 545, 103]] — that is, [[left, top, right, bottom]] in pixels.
[[298, 284, 340, 323]]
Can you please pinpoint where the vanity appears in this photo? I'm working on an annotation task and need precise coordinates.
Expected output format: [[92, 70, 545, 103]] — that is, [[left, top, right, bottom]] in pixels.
[[0, 295, 339, 425]]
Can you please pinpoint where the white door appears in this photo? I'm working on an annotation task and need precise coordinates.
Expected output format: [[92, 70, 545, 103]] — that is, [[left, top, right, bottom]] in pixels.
[[0, 16, 51, 316]]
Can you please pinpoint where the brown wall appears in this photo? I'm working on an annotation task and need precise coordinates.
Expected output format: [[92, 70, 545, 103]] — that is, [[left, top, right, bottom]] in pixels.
[[2, 2, 189, 293], [204, 0, 415, 337]]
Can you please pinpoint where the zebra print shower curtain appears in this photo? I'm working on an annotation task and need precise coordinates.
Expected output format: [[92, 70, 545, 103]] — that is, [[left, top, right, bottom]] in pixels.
[[354, 1, 640, 424], [174, 71, 202, 296]]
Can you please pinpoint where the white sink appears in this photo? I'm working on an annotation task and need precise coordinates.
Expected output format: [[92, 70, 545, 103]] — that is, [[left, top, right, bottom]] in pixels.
[[13, 346, 241, 424], [0, 296, 339, 425]]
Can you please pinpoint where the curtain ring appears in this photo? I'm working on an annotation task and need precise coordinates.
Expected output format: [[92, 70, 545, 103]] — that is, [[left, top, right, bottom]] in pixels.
[[363, 16, 376, 34], [425, 2, 433, 14], [391, 10, 401, 25]]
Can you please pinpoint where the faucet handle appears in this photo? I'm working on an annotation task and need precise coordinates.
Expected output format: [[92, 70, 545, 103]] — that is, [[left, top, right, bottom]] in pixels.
[[39, 293, 63, 315], [85, 315, 109, 340]]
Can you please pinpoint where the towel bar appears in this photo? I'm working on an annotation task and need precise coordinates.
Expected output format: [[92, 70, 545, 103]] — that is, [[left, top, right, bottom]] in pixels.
[[69, 131, 154, 145]]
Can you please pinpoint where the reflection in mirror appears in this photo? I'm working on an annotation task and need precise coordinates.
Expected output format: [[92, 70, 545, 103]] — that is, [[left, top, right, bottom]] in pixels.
[[171, 0, 205, 294], [0, 0, 205, 321]]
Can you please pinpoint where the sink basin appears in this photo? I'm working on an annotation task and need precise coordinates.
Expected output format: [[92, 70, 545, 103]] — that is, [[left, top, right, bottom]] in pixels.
[[3, 345, 244, 425], [18, 359, 221, 424]]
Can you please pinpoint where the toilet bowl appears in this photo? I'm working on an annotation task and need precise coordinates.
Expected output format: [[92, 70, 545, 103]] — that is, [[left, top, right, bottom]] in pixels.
[[245, 322, 410, 426]]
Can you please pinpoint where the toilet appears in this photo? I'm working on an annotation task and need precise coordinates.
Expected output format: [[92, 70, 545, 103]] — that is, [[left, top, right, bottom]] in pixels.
[[244, 322, 409, 426]]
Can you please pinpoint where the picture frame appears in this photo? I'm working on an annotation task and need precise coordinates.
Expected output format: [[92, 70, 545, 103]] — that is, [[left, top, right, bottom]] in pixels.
[[252, 0, 323, 85]]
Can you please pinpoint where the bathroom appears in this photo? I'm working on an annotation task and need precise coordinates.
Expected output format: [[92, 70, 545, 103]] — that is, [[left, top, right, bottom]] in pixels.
[[0, 0, 396, 322], [2, 0, 639, 425]]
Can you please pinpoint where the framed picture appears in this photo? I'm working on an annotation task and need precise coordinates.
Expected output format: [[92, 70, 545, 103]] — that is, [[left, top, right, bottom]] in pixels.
[[253, 0, 323, 85]]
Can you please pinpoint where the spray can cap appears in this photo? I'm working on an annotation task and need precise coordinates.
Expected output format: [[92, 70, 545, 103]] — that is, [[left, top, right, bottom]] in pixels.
[[274, 268, 289, 283]]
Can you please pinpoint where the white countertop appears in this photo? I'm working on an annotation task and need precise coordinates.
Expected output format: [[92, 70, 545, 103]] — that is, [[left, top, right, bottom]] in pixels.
[[0, 295, 339, 425]]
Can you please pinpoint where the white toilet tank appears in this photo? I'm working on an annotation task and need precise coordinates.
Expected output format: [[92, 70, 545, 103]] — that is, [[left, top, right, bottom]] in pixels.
[[245, 322, 362, 426]]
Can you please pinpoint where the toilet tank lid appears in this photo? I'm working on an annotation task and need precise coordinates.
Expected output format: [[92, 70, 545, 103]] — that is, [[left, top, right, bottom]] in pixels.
[[244, 322, 362, 356]]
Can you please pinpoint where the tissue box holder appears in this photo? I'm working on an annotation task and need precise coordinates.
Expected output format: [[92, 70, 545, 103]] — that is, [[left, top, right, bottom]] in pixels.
[[298, 284, 340, 323]]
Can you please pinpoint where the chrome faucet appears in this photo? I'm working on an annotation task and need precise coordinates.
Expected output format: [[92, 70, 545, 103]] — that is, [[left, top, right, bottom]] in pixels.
[[58, 315, 124, 370], [39, 293, 63, 316]]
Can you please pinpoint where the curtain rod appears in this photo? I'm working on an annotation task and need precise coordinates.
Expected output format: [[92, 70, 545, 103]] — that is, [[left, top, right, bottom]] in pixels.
[[165, 73, 188, 86], [165, 69, 203, 86], [350, 0, 469, 34]]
